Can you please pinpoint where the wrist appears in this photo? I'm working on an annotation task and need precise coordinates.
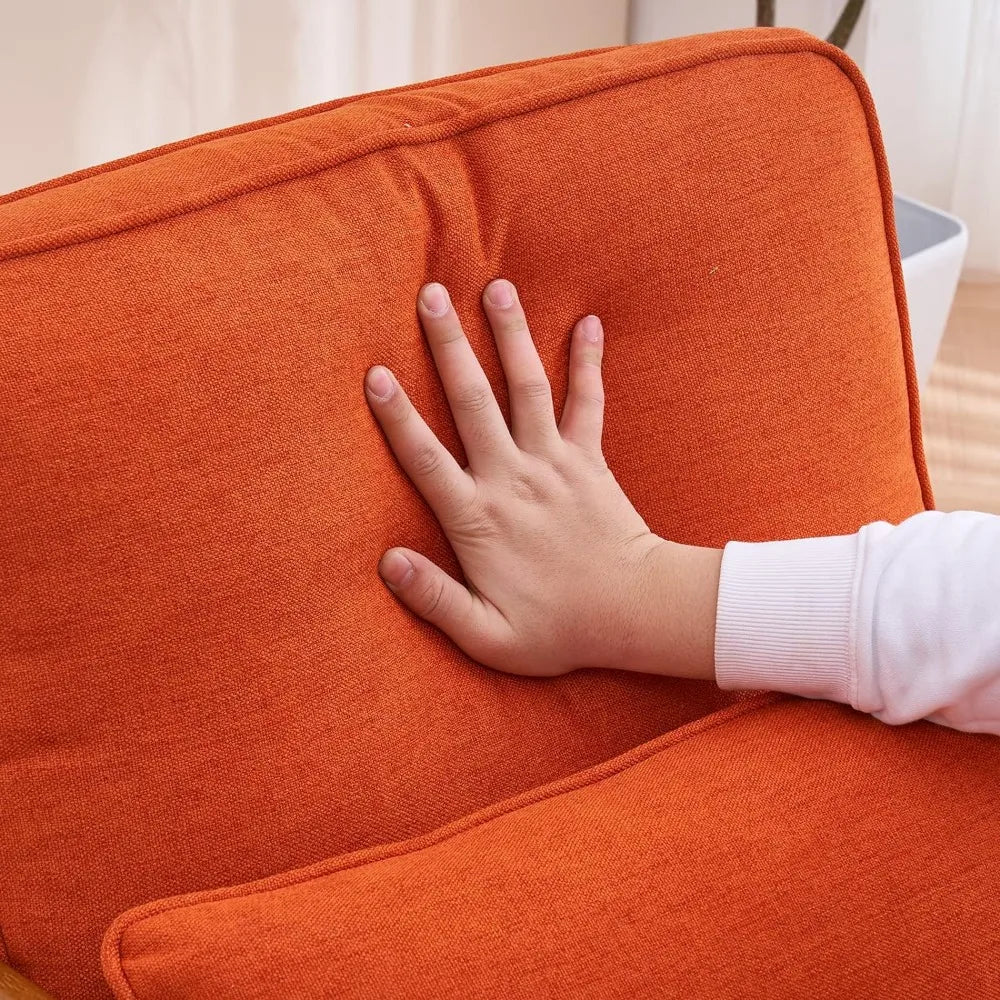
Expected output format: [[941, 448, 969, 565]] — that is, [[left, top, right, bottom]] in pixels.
[[620, 538, 722, 682]]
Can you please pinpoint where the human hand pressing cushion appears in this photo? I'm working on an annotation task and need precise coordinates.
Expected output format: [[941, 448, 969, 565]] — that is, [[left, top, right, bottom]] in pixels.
[[365, 280, 721, 681]]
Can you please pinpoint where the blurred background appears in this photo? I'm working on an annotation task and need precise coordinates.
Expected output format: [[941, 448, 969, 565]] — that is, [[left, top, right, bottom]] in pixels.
[[2, 0, 998, 511]]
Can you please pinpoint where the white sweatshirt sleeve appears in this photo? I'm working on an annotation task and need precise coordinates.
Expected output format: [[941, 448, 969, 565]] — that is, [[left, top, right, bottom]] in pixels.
[[715, 510, 1000, 735]]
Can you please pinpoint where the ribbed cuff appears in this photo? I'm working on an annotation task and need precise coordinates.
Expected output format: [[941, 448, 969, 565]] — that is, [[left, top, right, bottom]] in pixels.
[[715, 533, 859, 706]]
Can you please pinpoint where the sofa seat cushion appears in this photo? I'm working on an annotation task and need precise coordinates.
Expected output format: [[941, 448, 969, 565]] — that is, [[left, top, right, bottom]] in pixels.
[[103, 696, 1000, 999]]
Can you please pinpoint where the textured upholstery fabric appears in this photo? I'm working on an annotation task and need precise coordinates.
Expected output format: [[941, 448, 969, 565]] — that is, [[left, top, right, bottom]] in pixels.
[[103, 695, 1000, 999], [1, 28, 930, 999]]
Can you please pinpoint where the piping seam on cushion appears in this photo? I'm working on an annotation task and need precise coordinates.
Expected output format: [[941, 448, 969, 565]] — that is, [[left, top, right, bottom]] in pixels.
[[101, 691, 789, 999], [0, 44, 618, 208], [1, 34, 933, 509], [0, 33, 837, 264]]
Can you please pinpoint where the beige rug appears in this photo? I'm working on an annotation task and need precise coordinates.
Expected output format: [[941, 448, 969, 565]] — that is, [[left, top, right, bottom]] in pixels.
[[921, 278, 1000, 514]]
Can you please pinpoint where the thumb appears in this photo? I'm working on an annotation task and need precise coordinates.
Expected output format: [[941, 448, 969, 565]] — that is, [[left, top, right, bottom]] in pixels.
[[378, 547, 496, 652]]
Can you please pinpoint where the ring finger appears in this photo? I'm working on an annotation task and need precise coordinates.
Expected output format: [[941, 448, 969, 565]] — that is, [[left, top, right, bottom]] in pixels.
[[481, 279, 557, 453]]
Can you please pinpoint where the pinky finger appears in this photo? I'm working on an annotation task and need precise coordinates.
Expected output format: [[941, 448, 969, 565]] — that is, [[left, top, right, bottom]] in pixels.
[[559, 314, 605, 451]]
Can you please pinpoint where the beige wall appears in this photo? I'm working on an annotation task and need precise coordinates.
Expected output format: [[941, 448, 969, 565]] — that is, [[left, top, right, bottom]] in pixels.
[[422, 0, 627, 76]]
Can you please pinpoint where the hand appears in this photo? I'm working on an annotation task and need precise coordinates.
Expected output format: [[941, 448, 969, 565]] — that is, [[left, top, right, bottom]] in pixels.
[[365, 279, 720, 680]]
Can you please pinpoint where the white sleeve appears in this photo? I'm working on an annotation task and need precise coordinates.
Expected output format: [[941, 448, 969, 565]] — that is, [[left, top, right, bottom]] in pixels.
[[714, 510, 1000, 735]]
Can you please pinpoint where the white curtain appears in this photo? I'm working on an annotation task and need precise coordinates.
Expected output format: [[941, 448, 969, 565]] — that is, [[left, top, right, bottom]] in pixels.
[[863, 0, 1000, 276], [0, 0, 626, 195], [812, 0, 1000, 277], [950, 0, 1000, 275], [0, 0, 437, 193], [70, 0, 437, 162]]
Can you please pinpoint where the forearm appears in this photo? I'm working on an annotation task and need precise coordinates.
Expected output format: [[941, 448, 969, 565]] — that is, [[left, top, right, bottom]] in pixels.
[[626, 511, 1000, 738]]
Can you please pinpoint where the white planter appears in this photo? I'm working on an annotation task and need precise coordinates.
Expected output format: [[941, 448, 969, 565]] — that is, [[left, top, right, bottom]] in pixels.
[[895, 194, 968, 386]]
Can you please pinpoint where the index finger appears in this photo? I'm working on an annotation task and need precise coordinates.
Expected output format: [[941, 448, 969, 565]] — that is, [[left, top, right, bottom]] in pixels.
[[365, 364, 475, 518]]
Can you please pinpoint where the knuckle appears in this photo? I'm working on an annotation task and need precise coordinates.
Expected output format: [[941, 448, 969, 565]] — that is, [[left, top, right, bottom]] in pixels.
[[409, 443, 442, 478], [509, 471, 548, 505], [552, 447, 604, 480], [418, 577, 448, 619], [514, 378, 552, 402], [569, 373, 604, 406], [572, 353, 603, 371], [449, 498, 499, 542], [502, 316, 530, 336], [437, 326, 466, 346], [386, 393, 413, 424], [453, 383, 493, 414], [587, 452, 611, 474]]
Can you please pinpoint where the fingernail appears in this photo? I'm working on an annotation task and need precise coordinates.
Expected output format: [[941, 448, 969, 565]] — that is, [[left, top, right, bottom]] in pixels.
[[580, 315, 602, 343], [379, 549, 413, 589], [484, 279, 515, 309], [366, 366, 393, 399], [420, 283, 449, 317]]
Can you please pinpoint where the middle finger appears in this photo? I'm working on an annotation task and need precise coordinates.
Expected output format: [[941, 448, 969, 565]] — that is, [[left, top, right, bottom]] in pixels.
[[417, 282, 515, 472]]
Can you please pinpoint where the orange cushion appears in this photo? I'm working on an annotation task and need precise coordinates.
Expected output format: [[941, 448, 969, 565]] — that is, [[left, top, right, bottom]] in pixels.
[[0, 27, 929, 999], [103, 696, 1000, 999]]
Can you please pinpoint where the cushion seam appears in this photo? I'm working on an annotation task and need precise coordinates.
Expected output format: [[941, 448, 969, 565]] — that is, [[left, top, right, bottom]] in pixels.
[[1, 33, 827, 265], [104, 692, 788, 997], [813, 55, 934, 512], [0, 45, 615, 208]]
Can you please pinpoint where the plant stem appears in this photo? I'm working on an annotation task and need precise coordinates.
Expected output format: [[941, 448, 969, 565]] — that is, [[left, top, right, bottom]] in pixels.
[[827, 0, 866, 48], [756, 0, 776, 27]]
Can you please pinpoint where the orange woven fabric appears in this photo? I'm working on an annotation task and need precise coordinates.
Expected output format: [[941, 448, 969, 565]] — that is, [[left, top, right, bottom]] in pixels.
[[1, 28, 929, 999], [103, 696, 1000, 999]]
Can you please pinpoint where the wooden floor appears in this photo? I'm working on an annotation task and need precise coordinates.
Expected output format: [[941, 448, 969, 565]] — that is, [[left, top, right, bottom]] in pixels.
[[921, 278, 1000, 514]]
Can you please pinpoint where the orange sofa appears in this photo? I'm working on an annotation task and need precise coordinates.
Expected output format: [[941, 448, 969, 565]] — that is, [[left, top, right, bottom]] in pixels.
[[1, 28, 996, 1000]]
